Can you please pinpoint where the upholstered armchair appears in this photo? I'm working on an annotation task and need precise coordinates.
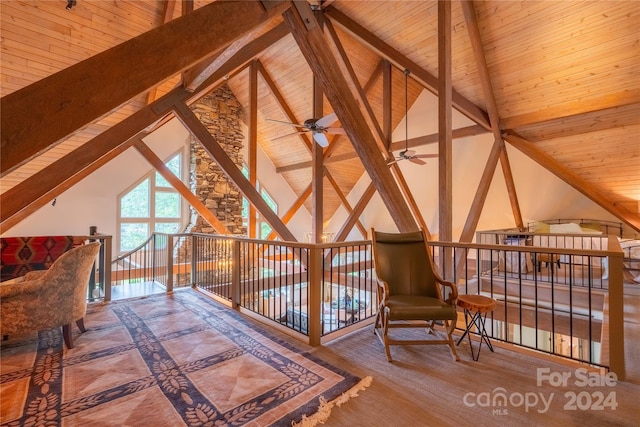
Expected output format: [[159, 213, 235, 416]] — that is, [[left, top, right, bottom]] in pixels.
[[0, 242, 101, 349], [371, 229, 459, 362]]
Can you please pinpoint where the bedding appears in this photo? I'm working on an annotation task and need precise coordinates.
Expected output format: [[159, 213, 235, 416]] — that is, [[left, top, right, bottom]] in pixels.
[[620, 238, 640, 283]]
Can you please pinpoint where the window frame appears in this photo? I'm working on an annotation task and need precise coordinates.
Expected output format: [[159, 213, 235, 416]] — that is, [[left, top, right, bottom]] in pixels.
[[116, 149, 187, 253]]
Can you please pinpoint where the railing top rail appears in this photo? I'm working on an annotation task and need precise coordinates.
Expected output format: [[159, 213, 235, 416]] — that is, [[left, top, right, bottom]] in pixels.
[[191, 233, 371, 249], [431, 239, 624, 257], [115, 234, 155, 261]]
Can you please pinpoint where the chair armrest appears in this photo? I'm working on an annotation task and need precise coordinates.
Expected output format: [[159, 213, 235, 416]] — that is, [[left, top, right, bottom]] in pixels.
[[0, 278, 47, 299], [23, 270, 48, 281], [435, 276, 458, 304], [376, 278, 390, 302]]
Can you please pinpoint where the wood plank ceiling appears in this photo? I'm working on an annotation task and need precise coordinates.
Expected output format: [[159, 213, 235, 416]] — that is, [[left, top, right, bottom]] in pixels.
[[1, 0, 639, 233]]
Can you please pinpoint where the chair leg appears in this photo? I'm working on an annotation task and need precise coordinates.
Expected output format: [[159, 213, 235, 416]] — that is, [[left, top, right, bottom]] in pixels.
[[383, 315, 392, 362], [76, 318, 86, 333], [445, 319, 460, 361], [62, 324, 74, 349]]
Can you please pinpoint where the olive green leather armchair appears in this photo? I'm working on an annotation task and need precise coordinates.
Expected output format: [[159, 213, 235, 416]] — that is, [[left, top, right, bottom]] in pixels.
[[0, 242, 101, 349], [371, 229, 459, 362]]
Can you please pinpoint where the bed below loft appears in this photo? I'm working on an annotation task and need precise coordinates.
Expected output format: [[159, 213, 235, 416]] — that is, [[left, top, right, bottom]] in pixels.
[[619, 238, 640, 283], [476, 218, 640, 284]]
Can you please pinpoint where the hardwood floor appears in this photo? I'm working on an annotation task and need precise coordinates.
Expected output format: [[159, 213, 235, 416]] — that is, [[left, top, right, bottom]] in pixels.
[[306, 282, 640, 426], [110, 281, 167, 300]]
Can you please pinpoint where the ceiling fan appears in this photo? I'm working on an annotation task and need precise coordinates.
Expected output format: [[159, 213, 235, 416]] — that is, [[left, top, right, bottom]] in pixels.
[[388, 69, 435, 166], [267, 112, 345, 147], [389, 149, 438, 165]]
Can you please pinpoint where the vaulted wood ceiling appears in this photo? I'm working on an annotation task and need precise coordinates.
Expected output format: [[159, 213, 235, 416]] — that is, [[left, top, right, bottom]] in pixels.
[[1, 0, 639, 235]]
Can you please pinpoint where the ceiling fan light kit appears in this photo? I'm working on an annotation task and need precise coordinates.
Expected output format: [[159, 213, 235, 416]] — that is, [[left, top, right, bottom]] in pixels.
[[268, 112, 344, 148]]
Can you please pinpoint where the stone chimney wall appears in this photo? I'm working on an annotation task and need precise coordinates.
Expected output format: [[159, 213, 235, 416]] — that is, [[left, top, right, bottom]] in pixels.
[[185, 84, 246, 235]]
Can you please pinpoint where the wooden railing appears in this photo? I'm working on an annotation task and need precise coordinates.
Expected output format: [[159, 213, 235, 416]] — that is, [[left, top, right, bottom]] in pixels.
[[102, 231, 625, 380]]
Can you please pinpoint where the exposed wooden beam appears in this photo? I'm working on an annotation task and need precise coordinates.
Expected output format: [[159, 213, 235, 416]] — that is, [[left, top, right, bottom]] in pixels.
[[458, 140, 503, 243], [504, 132, 640, 232], [438, 0, 452, 243], [312, 73, 324, 242], [182, 0, 194, 15], [499, 145, 524, 230], [363, 60, 384, 94], [275, 150, 359, 173], [147, 0, 180, 105], [173, 102, 298, 241], [334, 183, 376, 242], [437, 0, 454, 282], [192, 22, 291, 98], [324, 171, 367, 237], [256, 60, 313, 153], [183, 4, 290, 91], [325, 6, 490, 131], [324, 17, 386, 150], [264, 183, 312, 241], [284, 3, 418, 232], [1, 1, 283, 176], [0, 88, 190, 231], [248, 60, 259, 238], [1, 18, 293, 231], [501, 90, 640, 130], [461, 0, 523, 235], [275, 125, 487, 173], [461, 0, 501, 141], [133, 139, 231, 234]]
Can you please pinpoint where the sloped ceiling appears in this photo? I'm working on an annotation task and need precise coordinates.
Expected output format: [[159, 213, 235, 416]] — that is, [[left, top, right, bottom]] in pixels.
[[1, 0, 639, 233]]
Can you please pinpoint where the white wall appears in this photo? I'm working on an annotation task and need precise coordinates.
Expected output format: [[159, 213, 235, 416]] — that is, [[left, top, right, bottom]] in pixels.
[[4, 117, 312, 244], [4, 119, 190, 239], [239, 127, 311, 241], [326, 89, 618, 241]]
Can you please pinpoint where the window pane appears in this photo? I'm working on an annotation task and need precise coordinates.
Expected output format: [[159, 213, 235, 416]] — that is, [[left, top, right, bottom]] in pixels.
[[155, 191, 180, 218], [261, 188, 277, 213], [121, 179, 149, 218], [155, 222, 180, 234], [260, 222, 272, 239], [120, 223, 149, 252], [242, 198, 249, 219], [156, 154, 181, 188]]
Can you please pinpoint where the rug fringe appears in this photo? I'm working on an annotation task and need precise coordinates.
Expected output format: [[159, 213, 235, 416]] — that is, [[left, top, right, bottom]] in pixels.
[[292, 376, 373, 427]]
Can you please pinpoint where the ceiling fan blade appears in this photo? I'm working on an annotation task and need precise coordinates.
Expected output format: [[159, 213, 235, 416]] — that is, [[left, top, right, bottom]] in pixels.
[[387, 158, 399, 165], [403, 149, 416, 158], [315, 112, 338, 128], [412, 154, 438, 159], [313, 132, 330, 147], [266, 118, 305, 128], [272, 131, 306, 141], [325, 127, 346, 135], [409, 157, 426, 165]]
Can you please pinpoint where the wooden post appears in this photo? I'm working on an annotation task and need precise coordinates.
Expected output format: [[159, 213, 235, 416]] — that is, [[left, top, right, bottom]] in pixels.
[[191, 234, 198, 287], [166, 234, 174, 293], [103, 235, 113, 302], [607, 236, 625, 380], [307, 245, 322, 346], [232, 239, 241, 309]]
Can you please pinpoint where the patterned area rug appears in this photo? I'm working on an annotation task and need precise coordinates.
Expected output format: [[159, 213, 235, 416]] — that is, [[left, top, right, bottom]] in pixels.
[[1, 289, 367, 426]]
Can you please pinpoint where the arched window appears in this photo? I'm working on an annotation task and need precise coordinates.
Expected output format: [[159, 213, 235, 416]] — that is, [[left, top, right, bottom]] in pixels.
[[117, 151, 185, 253]]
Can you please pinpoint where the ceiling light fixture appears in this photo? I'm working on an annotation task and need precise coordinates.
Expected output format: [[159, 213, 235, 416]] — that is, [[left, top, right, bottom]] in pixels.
[[66, 0, 77, 10]]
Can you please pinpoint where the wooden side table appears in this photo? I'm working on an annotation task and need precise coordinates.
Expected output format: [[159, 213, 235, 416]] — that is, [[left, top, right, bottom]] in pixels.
[[456, 294, 497, 361]]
